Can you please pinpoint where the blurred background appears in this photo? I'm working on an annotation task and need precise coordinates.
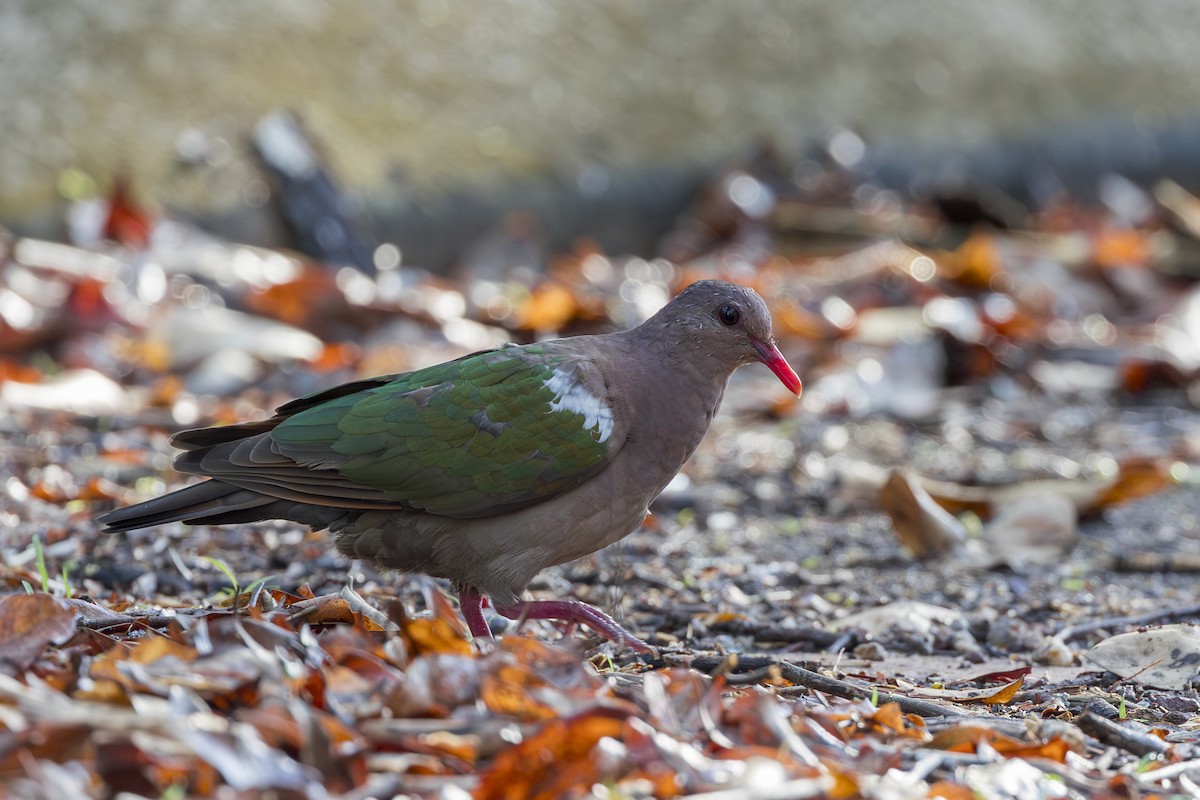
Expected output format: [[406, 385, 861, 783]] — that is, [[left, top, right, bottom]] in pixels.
[[6, 0, 1200, 266]]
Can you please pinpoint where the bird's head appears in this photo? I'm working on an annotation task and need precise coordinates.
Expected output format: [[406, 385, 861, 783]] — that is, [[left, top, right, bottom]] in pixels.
[[650, 280, 802, 395]]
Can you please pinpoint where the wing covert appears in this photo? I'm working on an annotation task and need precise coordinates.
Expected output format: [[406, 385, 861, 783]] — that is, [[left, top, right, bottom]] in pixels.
[[203, 347, 625, 518]]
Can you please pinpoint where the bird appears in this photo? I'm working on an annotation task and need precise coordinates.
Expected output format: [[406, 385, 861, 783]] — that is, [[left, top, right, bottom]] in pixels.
[[99, 280, 802, 651]]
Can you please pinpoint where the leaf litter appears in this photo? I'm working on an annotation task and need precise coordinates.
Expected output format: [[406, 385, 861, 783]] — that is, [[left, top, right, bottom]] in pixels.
[[5, 125, 1200, 796]]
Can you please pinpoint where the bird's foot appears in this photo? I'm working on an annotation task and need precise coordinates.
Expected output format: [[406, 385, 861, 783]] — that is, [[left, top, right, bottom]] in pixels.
[[455, 587, 493, 641], [494, 599, 655, 654]]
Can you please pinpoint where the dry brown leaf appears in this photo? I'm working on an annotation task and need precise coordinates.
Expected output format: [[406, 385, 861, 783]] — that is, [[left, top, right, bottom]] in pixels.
[[1093, 228, 1150, 268], [925, 723, 1069, 761], [868, 701, 907, 733], [474, 707, 627, 800], [880, 469, 966, 559], [87, 636, 199, 695], [245, 265, 340, 328], [942, 231, 1003, 287], [905, 675, 1024, 705], [405, 618, 473, 656], [1092, 458, 1171, 510], [917, 457, 1171, 520], [516, 281, 578, 332], [286, 594, 356, 626], [0, 593, 77, 672], [958, 665, 1032, 685], [481, 661, 558, 720], [927, 723, 1026, 753], [990, 736, 1071, 762]]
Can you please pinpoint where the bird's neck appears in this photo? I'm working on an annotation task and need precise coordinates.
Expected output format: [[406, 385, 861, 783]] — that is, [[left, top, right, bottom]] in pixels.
[[621, 321, 734, 423]]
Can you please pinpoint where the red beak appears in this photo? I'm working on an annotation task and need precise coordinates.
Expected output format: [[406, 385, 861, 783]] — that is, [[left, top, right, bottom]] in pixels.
[[751, 338, 802, 396]]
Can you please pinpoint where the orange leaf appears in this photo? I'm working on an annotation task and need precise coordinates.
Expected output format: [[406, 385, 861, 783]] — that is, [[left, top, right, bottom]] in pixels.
[[516, 282, 578, 332], [1093, 458, 1171, 510], [0, 360, 41, 385], [944, 231, 1003, 287], [474, 708, 627, 800], [103, 177, 153, 248], [869, 702, 907, 733], [405, 618, 473, 656], [1093, 228, 1149, 268], [481, 661, 557, 721], [310, 342, 361, 373], [76, 476, 122, 502], [907, 675, 1024, 705], [245, 265, 339, 328], [990, 735, 1071, 763], [927, 722, 1063, 758]]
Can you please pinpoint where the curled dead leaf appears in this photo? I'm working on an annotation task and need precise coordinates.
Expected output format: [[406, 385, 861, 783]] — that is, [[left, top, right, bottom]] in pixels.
[[474, 707, 627, 800], [880, 469, 966, 559], [905, 675, 1024, 705]]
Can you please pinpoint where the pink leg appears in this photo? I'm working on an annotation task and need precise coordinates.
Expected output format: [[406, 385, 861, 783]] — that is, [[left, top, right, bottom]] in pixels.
[[494, 598, 655, 654], [456, 587, 492, 640]]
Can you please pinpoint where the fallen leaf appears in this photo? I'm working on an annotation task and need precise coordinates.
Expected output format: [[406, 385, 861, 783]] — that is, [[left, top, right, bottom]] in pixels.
[[830, 601, 967, 636], [958, 666, 1032, 685], [880, 469, 966, 559], [1093, 227, 1149, 268], [0, 593, 77, 672], [516, 281, 578, 332], [978, 491, 1077, 568], [1091, 458, 1171, 509], [905, 675, 1024, 705], [87, 636, 199, 695], [474, 707, 627, 800], [1085, 624, 1200, 690], [102, 177, 153, 248], [942, 230, 1004, 287]]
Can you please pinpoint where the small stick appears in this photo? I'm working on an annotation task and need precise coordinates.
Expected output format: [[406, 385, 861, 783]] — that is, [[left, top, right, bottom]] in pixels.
[[773, 661, 970, 718], [1074, 711, 1168, 757], [77, 612, 178, 631]]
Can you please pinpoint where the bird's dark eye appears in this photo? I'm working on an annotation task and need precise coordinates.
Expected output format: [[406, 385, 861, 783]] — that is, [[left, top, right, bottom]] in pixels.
[[718, 304, 740, 326]]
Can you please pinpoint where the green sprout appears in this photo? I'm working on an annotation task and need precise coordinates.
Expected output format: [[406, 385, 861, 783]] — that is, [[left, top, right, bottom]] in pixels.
[[32, 534, 49, 593], [60, 562, 75, 600], [201, 556, 275, 609], [202, 556, 241, 597]]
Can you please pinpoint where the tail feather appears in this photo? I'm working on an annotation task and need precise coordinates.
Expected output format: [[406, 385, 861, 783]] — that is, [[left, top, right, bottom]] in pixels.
[[98, 480, 283, 532]]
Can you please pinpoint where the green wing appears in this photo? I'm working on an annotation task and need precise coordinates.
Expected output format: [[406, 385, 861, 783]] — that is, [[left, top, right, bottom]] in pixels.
[[178, 346, 623, 518]]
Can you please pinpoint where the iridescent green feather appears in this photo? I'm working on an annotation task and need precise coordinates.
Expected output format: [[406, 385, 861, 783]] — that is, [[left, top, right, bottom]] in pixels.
[[270, 347, 615, 517]]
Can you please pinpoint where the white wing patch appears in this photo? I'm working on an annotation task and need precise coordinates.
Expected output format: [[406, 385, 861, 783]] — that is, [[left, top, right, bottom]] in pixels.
[[544, 368, 614, 443]]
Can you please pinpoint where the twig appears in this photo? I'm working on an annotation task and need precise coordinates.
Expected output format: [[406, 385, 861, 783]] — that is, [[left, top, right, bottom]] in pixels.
[[707, 619, 845, 648], [773, 661, 970, 718], [723, 666, 786, 686], [1074, 711, 1168, 757], [76, 612, 180, 631], [1057, 601, 1200, 642], [668, 654, 822, 675]]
